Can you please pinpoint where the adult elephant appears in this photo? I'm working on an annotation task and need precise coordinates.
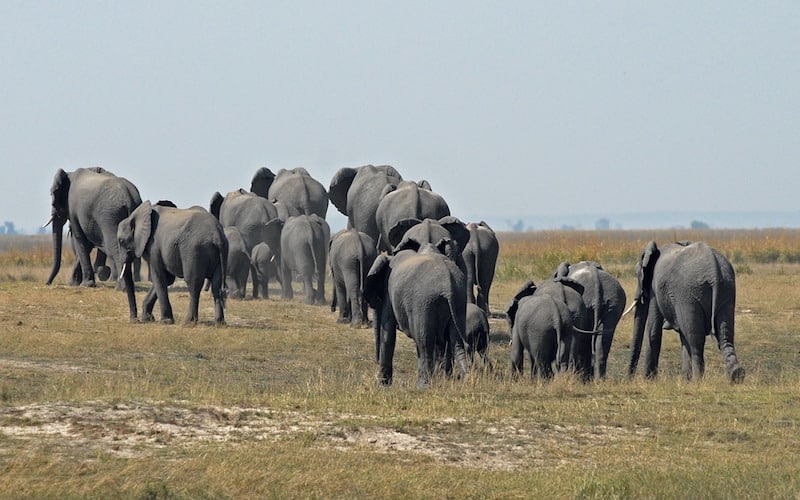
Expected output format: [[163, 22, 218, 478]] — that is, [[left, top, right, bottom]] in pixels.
[[462, 222, 499, 314], [364, 240, 469, 388], [46, 167, 142, 287], [117, 201, 228, 325], [328, 165, 403, 243], [250, 167, 328, 219], [375, 180, 451, 253], [210, 189, 283, 298], [627, 241, 745, 383], [554, 261, 626, 380], [280, 214, 329, 304], [329, 228, 378, 327]]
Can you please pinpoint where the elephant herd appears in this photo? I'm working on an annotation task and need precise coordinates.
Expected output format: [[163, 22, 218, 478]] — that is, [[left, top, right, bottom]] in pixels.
[[45, 165, 745, 388]]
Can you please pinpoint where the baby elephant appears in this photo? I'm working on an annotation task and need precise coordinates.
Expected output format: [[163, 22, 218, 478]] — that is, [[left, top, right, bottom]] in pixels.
[[465, 303, 490, 366], [251, 242, 279, 299], [506, 281, 572, 380], [329, 228, 378, 327]]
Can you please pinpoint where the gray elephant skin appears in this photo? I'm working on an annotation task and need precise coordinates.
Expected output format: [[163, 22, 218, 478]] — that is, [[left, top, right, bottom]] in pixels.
[[554, 260, 626, 380], [280, 214, 329, 304], [389, 216, 470, 276], [250, 167, 328, 219], [47, 167, 142, 287], [462, 221, 499, 314], [329, 228, 378, 327], [117, 201, 228, 325], [364, 240, 470, 388], [328, 165, 403, 243], [507, 281, 572, 380], [375, 180, 451, 252], [210, 189, 283, 298], [223, 226, 251, 299], [465, 303, 490, 366], [628, 241, 745, 383], [251, 242, 279, 299]]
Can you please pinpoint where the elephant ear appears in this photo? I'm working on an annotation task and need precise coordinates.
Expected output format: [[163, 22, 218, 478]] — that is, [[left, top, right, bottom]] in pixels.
[[262, 217, 284, 256], [379, 183, 397, 200], [209, 192, 224, 219], [156, 200, 177, 208], [376, 164, 402, 182], [477, 221, 494, 232], [434, 237, 459, 261], [417, 179, 432, 190], [132, 201, 154, 259], [328, 167, 358, 215], [389, 218, 423, 250], [637, 241, 660, 303], [363, 254, 392, 309], [554, 276, 585, 296], [506, 280, 537, 327], [51, 169, 70, 214], [250, 167, 276, 198], [553, 261, 570, 279], [85, 166, 107, 174], [438, 216, 469, 253]]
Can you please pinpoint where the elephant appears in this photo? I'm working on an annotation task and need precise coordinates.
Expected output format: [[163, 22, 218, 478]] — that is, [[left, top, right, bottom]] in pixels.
[[506, 282, 573, 380], [223, 226, 251, 299], [465, 303, 490, 366], [627, 241, 745, 383], [375, 180, 451, 252], [251, 242, 279, 299], [389, 216, 470, 274], [210, 189, 283, 298], [363, 239, 470, 388], [249, 167, 328, 219], [279, 214, 329, 304], [117, 201, 228, 325], [329, 228, 378, 327], [328, 165, 403, 243], [46, 167, 142, 287], [554, 260, 626, 380], [462, 222, 499, 315]]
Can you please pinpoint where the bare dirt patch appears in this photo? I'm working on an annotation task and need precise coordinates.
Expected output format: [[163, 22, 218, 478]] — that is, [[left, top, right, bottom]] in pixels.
[[0, 401, 651, 469]]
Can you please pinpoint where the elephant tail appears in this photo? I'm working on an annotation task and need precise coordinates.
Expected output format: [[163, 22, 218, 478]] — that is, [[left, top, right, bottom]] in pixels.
[[218, 239, 228, 305], [356, 231, 368, 296]]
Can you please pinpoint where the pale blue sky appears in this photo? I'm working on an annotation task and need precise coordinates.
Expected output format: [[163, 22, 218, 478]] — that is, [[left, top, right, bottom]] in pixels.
[[2, 1, 798, 232]]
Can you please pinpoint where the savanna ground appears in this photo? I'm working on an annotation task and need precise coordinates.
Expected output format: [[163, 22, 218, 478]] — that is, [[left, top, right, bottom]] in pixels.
[[1, 230, 799, 498]]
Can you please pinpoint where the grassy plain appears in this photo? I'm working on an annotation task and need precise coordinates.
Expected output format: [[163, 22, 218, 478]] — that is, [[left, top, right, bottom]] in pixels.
[[0, 230, 799, 498]]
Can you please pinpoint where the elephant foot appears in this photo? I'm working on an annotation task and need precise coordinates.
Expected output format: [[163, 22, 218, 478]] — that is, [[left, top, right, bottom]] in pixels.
[[81, 279, 97, 288], [729, 365, 746, 384], [336, 317, 350, 324], [162, 318, 175, 325], [96, 265, 111, 281], [141, 313, 155, 322]]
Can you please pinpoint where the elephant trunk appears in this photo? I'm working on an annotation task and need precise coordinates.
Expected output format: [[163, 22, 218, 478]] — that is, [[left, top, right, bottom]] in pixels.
[[46, 221, 65, 285], [628, 300, 647, 377]]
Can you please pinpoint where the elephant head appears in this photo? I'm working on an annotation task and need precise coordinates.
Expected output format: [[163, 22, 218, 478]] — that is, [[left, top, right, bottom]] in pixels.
[[250, 167, 276, 198], [46, 169, 72, 284], [390, 216, 470, 255], [554, 261, 604, 333], [117, 201, 154, 265], [505, 280, 537, 329]]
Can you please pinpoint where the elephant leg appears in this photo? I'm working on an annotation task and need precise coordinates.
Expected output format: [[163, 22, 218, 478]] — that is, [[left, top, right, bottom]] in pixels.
[[250, 264, 260, 299], [151, 274, 174, 324], [415, 329, 436, 389], [510, 331, 524, 378], [184, 276, 205, 325], [93, 249, 111, 282], [447, 315, 469, 380], [141, 286, 158, 322], [70, 257, 83, 286], [316, 266, 326, 305], [133, 258, 142, 282], [594, 323, 613, 380], [209, 269, 226, 326], [345, 273, 361, 325], [679, 333, 693, 380], [716, 320, 745, 383], [72, 235, 96, 287], [335, 279, 350, 324], [302, 274, 315, 305], [376, 308, 397, 385], [643, 309, 664, 379], [281, 261, 294, 300]]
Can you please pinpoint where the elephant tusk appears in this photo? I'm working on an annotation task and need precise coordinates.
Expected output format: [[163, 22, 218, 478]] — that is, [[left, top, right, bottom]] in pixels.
[[621, 301, 637, 319], [120, 262, 128, 278], [43, 216, 54, 228], [573, 326, 603, 336]]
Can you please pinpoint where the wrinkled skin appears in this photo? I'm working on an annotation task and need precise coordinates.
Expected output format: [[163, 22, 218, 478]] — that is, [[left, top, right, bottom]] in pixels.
[[364, 240, 469, 388], [250, 167, 328, 219], [210, 189, 283, 298], [628, 241, 745, 383], [251, 242, 279, 299], [117, 201, 228, 325], [507, 283, 572, 380], [554, 261, 626, 380], [465, 303, 490, 367], [329, 228, 378, 327], [47, 167, 142, 287], [328, 165, 403, 244], [223, 226, 251, 299], [390, 216, 470, 275], [375, 181, 451, 253], [280, 215, 330, 304], [462, 222, 499, 314]]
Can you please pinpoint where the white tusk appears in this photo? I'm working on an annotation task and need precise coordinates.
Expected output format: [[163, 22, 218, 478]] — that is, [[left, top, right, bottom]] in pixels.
[[621, 301, 637, 319], [43, 216, 54, 228], [120, 262, 128, 278]]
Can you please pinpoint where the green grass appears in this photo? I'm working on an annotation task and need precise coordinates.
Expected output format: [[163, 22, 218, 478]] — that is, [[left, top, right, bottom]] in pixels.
[[1, 232, 799, 498]]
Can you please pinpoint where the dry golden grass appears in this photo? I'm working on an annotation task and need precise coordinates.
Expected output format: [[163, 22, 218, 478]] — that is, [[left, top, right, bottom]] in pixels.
[[1, 232, 799, 498]]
